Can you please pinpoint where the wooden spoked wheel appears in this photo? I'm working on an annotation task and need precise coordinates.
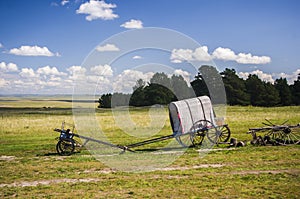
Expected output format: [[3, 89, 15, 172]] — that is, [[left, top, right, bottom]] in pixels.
[[264, 127, 300, 145], [56, 139, 75, 156], [215, 125, 231, 143], [175, 133, 193, 147], [190, 120, 217, 146], [175, 120, 215, 147]]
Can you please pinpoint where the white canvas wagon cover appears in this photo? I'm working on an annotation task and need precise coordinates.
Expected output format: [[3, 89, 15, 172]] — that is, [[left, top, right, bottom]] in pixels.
[[169, 96, 215, 135]]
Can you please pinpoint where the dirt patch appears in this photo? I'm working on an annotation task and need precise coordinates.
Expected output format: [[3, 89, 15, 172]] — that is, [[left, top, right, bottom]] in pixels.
[[155, 164, 224, 171], [0, 178, 101, 188], [80, 168, 115, 174], [196, 148, 236, 152], [2, 166, 298, 188], [0, 156, 16, 161], [230, 169, 300, 175], [80, 164, 224, 174]]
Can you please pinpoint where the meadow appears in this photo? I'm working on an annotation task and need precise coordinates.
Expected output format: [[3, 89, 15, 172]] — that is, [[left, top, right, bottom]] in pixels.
[[0, 96, 299, 198]]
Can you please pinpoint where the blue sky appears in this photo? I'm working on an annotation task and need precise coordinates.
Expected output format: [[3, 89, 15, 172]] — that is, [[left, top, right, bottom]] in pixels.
[[0, 0, 299, 94]]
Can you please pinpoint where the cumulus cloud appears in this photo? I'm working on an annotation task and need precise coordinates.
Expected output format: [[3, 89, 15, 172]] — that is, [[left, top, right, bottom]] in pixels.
[[67, 65, 87, 81], [96, 44, 119, 52], [67, 65, 86, 75], [9, 45, 58, 57], [0, 43, 3, 48], [236, 53, 271, 64], [37, 66, 67, 76], [120, 19, 143, 29], [19, 68, 37, 78], [172, 46, 271, 64], [170, 46, 211, 63], [0, 78, 9, 87], [90, 64, 113, 76], [274, 69, 300, 84], [239, 70, 275, 83], [113, 70, 154, 93], [133, 55, 142, 59], [173, 69, 191, 85], [76, 0, 118, 21], [212, 47, 271, 64], [0, 62, 18, 72], [239, 69, 300, 85], [212, 47, 237, 61]]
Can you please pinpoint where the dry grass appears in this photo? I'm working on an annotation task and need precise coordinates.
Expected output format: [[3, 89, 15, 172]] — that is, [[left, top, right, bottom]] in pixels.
[[0, 97, 299, 198]]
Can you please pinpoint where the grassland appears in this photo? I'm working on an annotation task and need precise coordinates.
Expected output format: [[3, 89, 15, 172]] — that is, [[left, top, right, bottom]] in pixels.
[[0, 97, 299, 198]]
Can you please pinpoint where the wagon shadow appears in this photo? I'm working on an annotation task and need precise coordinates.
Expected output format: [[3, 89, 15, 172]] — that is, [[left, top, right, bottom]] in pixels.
[[133, 146, 190, 152], [38, 151, 81, 156]]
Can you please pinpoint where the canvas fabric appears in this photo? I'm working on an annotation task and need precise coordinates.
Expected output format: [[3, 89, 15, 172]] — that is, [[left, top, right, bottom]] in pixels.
[[169, 96, 215, 135]]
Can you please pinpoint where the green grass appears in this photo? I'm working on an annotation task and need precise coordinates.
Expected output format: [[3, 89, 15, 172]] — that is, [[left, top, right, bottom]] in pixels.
[[0, 97, 300, 198]]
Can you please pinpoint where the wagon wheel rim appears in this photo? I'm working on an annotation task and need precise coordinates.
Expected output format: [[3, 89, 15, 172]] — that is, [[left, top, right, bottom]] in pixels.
[[264, 127, 300, 145], [277, 127, 300, 145], [175, 133, 192, 148], [216, 125, 231, 143], [189, 120, 208, 146], [190, 120, 217, 145], [203, 121, 219, 144], [56, 139, 75, 155]]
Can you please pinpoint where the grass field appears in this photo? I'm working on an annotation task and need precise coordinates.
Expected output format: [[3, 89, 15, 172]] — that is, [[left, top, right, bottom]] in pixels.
[[0, 97, 300, 198]]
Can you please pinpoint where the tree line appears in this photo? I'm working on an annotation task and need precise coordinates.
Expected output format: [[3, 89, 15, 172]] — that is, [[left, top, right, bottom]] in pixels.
[[99, 65, 300, 108]]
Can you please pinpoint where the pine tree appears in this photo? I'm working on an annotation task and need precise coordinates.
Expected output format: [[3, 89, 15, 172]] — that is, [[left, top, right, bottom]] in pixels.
[[246, 74, 266, 106], [221, 68, 250, 105], [291, 74, 300, 105], [274, 78, 292, 106]]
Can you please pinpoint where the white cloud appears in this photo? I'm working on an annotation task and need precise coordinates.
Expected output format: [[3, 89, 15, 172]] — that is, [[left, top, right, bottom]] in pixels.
[[192, 46, 211, 62], [113, 70, 154, 93], [239, 69, 300, 85], [170, 49, 193, 63], [171, 59, 183, 64], [212, 47, 237, 61], [212, 47, 271, 64], [236, 53, 271, 64], [0, 78, 9, 87], [274, 69, 300, 84], [87, 75, 110, 84], [0, 62, 18, 72], [76, 0, 118, 21], [61, 0, 69, 6], [9, 45, 58, 57], [170, 46, 211, 63], [238, 72, 249, 80], [90, 64, 113, 76], [133, 55, 142, 59], [239, 70, 275, 83], [67, 65, 86, 75], [37, 66, 67, 76], [173, 69, 191, 85], [67, 65, 87, 81], [49, 76, 62, 82], [96, 44, 119, 52], [19, 68, 37, 78], [120, 19, 143, 29], [0, 43, 3, 48]]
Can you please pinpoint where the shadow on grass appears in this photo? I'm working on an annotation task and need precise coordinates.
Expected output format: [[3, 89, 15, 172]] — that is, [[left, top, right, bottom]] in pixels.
[[37, 151, 82, 156], [133, 146, 189, 152]]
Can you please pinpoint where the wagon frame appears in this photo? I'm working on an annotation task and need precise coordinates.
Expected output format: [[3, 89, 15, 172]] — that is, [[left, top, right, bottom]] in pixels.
[[247, 119, 300, 145], [54, 96, 231, 156]]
